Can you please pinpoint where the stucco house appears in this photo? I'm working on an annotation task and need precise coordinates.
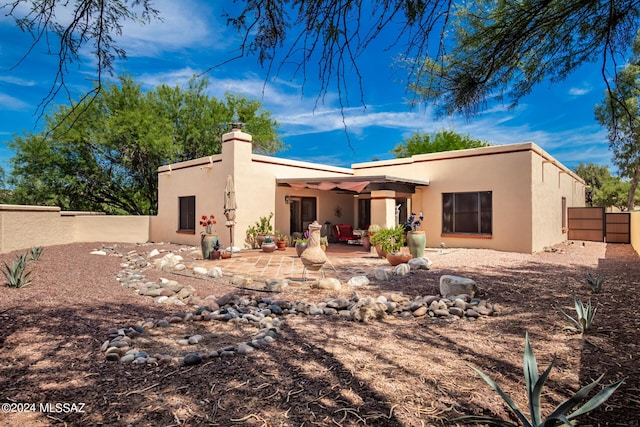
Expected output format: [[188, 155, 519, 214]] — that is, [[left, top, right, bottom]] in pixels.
[[153, 126, 586, 254]]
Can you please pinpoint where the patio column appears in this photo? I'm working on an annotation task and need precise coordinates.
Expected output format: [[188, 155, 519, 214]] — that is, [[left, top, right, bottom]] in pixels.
[[370, 190, 397, 228]]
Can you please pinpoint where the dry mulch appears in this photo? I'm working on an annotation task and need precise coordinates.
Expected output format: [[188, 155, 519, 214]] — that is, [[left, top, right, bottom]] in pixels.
[[0, 241, 638, 426]]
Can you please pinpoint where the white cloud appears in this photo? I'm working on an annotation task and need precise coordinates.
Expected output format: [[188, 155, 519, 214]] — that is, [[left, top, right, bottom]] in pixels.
[[0, 76, 36, 86], [568, 84, 593, 96], [0, 92, 30, 111]]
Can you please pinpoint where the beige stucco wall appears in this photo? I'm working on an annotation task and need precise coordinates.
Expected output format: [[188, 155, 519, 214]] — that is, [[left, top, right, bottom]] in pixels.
[[153, 130, 354, 249], [353, 142, 585, 253], [630, 211, 640, 256], [0, 205, 150, 253]]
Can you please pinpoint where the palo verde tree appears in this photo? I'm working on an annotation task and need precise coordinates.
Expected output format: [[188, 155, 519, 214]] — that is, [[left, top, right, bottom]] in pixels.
[[594, 32, 640, 211], [573, 162, 639, 209], [391, 129, 489, 158], [4, 1, 640, 116], [8, 76, 282, 215]]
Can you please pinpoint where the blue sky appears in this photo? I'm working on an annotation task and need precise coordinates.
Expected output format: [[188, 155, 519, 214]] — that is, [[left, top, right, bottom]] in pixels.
[[0, 0, 614, 173]]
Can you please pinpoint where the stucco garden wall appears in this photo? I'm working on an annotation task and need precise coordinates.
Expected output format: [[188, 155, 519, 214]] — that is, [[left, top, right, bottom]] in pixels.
[[0, 205, 150, 253], [630, 211, 640, 256]]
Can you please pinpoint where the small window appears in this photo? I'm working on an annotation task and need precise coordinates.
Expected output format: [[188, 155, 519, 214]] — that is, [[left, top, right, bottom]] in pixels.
[[178, 196, 196, 232], [442, 191, 492, 235]]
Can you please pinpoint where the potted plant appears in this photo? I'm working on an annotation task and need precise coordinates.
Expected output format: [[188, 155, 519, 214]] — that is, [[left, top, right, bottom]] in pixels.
[[405, 212, 426, 258], [275, 232, 289, 250], [261, 236, 277, 252], [319, 236, 329, 252], [293, 231, 309, 257], [370, 225, 411, 265], [210, 240, 221, 260], [361, 230, 371, 251], [254, 212, 274, 248], [199, 214, 218, 259]]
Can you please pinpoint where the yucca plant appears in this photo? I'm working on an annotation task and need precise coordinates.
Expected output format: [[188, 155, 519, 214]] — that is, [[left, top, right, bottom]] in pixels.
[[587, 273, 604, 294], [29, 246, 44, 261], [558, 298, 597, 334], [3, 253, 33, 288], [455, 332, 623, 426]]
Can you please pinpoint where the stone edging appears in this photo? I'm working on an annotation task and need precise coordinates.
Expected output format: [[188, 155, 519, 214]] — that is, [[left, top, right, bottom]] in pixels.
[[99, 244, 500, 366]]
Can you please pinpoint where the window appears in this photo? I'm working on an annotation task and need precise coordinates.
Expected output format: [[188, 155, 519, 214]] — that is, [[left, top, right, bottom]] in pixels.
[[178, 196, 196, 232], [442, 191, 492, 235], [562, 197, 567, 232]]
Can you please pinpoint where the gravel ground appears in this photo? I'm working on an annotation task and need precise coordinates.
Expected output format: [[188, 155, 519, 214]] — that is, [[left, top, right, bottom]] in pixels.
[[0, 240, 637, 426]]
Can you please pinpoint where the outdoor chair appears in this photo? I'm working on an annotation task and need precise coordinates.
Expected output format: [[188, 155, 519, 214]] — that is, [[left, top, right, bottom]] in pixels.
[[334, 224, 358, 242]]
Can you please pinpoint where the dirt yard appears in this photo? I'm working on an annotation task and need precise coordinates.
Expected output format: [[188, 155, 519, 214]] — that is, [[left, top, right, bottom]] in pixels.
[[0, 241, 637, 426]]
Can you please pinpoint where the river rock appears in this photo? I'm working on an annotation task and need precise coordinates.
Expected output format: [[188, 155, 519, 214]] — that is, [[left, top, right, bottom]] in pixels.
[[439, 275, 478, 298], [348, 276, 370, 287]]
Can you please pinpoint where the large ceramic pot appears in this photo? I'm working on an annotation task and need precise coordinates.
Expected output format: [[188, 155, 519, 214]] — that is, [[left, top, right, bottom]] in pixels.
[[407, 231, 426, 259], [201, 234, 218, 260], [262, 241, 277, 252], [374, 244, 387, 258], [256, 233, 271, 248], [300, 221, 327, 272], [295, 241, 307, 257], [362, 235, 371, 252], [386, 252, 412, 266]]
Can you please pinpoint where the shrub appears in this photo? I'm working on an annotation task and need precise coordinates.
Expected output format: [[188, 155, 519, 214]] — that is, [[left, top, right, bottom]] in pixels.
[[3, 252, 33, 288], [369, 225, 405, 254], [29, 246, 44, 261], [587, 272, 604, 294], [558, 298, 598, 334], [455, 332, 623, 426]]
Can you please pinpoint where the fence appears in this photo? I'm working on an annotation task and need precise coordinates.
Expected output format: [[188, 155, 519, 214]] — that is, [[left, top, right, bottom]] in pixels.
[[0, 205, 151, 253]]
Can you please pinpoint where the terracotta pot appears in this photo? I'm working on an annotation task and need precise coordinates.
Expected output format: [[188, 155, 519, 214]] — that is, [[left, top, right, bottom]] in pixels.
[[210, 250, 221, 260], [362, 236, 371, 252], [276, 240, 287, 250], [386, 252, 412, 266], [374, 244, 387, 259], [221, 253, 232, 259]]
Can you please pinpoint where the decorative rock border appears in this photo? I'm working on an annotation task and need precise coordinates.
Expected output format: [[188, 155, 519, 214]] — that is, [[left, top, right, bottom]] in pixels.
[[98, 244, 500, 365]]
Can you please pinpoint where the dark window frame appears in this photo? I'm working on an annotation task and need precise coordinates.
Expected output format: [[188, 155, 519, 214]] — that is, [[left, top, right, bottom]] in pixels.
[[442, 191, 493, 236], [178, 195, 196, 233]]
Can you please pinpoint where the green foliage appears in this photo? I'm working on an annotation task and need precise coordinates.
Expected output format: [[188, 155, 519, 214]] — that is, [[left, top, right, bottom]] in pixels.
[[8, 76, 283, 215], [558, 299, 598, 334], [3, 252, 34, 288], [29, 246, 44, 261], [587, 273, 605, 294], [410, 1, 640, 116], [253, 212, 274, 234], [246, 213, 275, 248], [391, 129, 490, 158], [369, 225, 405, 254], [455, 332, 623, 426], [594, 32, 640, 211]]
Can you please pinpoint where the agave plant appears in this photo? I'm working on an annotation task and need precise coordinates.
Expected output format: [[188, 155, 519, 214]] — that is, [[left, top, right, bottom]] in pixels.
[[587, 272, 604, 294], [455, 332, 623, 426], [558, 298, 597, 334], [29, 246, 44, 261], [3, 253, 33, 288]]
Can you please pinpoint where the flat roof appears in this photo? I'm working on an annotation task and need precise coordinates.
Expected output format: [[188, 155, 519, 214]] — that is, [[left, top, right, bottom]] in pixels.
[[276, 175, 430, 194]]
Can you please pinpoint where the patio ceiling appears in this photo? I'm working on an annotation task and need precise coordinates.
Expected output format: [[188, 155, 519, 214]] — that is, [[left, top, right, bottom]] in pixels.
[[276, 175, 430, 194]]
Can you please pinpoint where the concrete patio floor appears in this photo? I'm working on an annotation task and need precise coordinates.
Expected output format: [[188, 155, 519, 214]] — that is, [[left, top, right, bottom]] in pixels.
[[198, 244, 390, 281]]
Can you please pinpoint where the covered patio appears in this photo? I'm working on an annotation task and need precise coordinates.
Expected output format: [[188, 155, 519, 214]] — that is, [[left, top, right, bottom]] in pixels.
[[276, 175, 431, 238]]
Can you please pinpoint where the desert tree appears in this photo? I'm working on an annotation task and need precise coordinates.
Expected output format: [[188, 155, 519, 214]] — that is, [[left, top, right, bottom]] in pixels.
[[390, 129, 489, 158], [594, 33, 640, 211], [8, 76, 282, 215], [5, 1, 640, 117]]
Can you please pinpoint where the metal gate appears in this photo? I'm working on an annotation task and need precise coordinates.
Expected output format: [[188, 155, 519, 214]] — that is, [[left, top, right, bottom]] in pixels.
[[567, 207, 631, 243]]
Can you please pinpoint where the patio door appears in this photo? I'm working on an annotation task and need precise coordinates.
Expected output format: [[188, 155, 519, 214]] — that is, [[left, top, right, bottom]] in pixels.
[[290, 197, 317, 233]]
